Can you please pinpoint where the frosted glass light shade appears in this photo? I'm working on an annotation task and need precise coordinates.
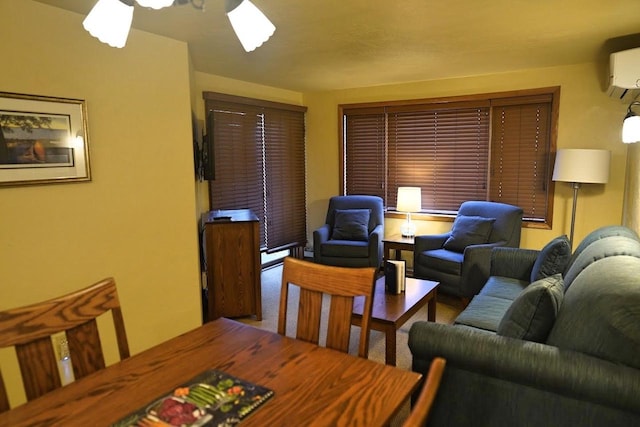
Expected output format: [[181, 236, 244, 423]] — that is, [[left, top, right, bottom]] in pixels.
[[135, 0, 174, 9], [622, 114, 640, 143], [83, 0, 134, 48], [552, 149, 610, 184], [226, 0, 276, 52]]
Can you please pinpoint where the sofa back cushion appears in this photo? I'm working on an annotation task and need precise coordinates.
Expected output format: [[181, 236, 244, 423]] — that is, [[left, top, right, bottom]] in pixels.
[[563, 236, 640, 291], [565, 225, 640, 274], [497, 274, 564, 342], [547, 255, 640, 369], [530, 235, 571, 282]]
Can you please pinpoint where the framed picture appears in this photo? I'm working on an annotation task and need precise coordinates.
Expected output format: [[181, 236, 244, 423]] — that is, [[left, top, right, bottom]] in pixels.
[[0, 91, 91, 187]]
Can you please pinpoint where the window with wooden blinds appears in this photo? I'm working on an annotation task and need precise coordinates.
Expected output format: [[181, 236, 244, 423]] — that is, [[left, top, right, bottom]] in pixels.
[[340, 87, 559, 227], [204, 92, 307, 252]]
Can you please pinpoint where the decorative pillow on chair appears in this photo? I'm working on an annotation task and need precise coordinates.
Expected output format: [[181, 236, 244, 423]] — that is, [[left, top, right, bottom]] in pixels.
[[331, 209, 371, 241], [497, 273, 564, 342], [530, 235, 571, 282], [443, 215, 495, 252]]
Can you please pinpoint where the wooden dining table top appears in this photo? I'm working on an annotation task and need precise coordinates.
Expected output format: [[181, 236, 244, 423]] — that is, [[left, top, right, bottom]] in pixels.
[[1, 317, 422, 427]]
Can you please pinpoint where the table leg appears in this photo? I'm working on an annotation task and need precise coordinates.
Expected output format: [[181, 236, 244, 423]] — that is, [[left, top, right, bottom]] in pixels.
[[427, 291, 437, 322], [384, 324, 397, 366]]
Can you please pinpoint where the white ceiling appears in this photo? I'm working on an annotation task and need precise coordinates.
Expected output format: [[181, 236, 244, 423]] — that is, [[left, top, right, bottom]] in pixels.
[[35, 0, 640, 92]]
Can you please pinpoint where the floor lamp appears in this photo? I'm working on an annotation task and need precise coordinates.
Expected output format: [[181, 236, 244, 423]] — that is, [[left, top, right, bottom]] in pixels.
[[552, 149, 611, 247]]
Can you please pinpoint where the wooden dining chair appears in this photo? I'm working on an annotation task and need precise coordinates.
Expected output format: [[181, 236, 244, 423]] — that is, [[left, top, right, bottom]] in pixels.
[[0, 277, 130, 412], [278, 257, 377, 358], [402, 357, 447, 427]]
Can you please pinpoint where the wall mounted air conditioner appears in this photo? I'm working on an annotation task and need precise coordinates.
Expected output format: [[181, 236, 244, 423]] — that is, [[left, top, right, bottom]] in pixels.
[[608, 47, 640, 101]]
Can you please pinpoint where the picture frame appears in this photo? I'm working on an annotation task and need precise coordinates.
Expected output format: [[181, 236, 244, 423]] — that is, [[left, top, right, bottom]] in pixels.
[[0, 91, 91, 187]]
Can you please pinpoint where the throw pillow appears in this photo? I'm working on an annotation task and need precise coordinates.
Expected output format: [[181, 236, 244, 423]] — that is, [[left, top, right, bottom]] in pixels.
[[530, 235, 571, 282], [443, 215, 495, 253], [497, 273, 564, 342], [331, 209, 370, 241]]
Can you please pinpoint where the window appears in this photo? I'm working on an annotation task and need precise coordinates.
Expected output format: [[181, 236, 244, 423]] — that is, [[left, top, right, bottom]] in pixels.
[[340, 87, 559, 226], [204, 92, 307, 252]]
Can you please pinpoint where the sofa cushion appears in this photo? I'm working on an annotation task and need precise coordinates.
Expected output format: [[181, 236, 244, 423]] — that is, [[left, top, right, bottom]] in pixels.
[[497, 274, 564, 342], [530, 235, 571, 282], [547, 256, 640, 370], [443, 215, 495, 253], [479, 276, 529, 301], [331, 209, 370, 241], [419, 249, 463, 275], [321, 240, 370, 258], [454, 294, 513, 332]]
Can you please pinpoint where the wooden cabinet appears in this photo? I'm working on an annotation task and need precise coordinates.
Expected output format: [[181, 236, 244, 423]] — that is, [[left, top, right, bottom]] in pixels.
[[202, 209, 262, 322]]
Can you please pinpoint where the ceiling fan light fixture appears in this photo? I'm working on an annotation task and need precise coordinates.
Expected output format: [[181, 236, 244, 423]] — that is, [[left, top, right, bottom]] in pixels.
[[135, 0, 175, 9], [226, 0, 276, 52], [83, 0, 134, 48]]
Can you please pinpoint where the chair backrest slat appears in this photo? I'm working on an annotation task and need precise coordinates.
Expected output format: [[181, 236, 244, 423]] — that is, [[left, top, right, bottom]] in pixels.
[[0, 277, 130, 411], [403, 357, 446, 427], [279, 257, 376, 358]]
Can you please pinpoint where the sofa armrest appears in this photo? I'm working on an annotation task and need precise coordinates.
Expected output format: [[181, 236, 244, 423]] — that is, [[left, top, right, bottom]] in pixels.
[[313, 224, 331, 263], [489, 247, 539, 280], [408, 322, 640, 417], [459, 242, 505, 298], [414, 233, 450, 253]]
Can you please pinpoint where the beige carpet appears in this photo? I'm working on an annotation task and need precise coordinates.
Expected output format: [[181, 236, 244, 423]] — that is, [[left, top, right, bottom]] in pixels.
[[236, 264, 464, 425]]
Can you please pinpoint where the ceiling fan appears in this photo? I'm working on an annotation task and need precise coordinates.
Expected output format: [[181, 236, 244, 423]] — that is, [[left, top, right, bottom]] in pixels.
[[83, 0, 276, 52]]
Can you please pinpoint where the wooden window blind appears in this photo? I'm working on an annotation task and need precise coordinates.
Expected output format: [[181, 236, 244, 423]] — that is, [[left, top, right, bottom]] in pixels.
[[204, 92, 307, 252], [344, 107, 386, 198], [387, 104, 490, 213], [490, 96, 553, 222], [340, 87, 559, 226]]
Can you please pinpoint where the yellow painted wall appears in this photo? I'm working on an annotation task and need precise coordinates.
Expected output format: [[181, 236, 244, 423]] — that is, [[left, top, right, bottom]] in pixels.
[[0, 1, 201, 405], [303, 63, 631, 250]]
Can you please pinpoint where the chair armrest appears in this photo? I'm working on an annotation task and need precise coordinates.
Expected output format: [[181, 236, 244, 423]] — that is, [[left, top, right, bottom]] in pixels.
[[414, 233, 450, 253], [313, 224, 331, 263], [368, 224, 384, 267], [489, 247, 539, 280], [459, 242, 505, 297], [408, 322, 640, 415]]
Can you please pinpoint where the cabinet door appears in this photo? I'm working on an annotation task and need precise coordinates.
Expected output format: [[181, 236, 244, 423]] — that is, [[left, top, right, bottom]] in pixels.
[[206, 221, 257, 319]]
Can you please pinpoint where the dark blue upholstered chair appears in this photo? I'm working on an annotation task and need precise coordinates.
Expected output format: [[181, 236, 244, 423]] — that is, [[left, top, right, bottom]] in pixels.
[[413, 201, 523, 299], [313, 195, 384, 268]]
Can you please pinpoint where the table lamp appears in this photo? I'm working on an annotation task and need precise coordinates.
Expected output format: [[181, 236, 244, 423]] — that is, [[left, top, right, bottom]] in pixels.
[[552, 149, 610, 247], [397, 187, 422, 237]]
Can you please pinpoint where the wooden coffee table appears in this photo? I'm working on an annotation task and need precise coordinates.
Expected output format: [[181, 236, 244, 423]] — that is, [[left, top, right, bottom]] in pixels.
[[352, 276, 439, 366]]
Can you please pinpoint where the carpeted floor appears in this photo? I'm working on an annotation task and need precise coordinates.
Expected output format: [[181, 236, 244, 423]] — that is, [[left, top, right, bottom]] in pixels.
[[236, 264, 464, 425]]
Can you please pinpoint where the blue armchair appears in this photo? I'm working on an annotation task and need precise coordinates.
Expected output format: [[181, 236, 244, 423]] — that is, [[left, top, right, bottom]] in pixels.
[[413, 201, 523, 299], [313, 195, 384, 268]]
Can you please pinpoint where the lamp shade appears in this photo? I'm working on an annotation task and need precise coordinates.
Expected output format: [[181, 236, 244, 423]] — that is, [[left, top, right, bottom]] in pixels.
[[83, 0, 134, 48], [397, 187, 422, 212], [226, 0, 276, 52], [552, 149, 610, 184], [135, 0, 174, 9]]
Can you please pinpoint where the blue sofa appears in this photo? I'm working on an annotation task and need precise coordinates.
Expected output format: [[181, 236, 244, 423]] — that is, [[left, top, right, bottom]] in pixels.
[[408, 225, 640, 426]]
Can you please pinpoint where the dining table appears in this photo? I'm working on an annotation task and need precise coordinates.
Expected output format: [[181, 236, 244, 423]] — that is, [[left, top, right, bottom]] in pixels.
[[0, 317, 422, 426]]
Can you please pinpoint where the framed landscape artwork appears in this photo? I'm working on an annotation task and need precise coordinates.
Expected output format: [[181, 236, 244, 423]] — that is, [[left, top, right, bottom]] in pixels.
[[0, 91, 91, 187]]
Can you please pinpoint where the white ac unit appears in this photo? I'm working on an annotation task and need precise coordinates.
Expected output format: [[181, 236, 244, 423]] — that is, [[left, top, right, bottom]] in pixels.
[[608, 47, 640, 101]]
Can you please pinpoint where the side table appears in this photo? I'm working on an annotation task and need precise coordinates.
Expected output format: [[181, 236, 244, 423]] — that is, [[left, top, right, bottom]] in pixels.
[[383, 234, 415, 275]]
